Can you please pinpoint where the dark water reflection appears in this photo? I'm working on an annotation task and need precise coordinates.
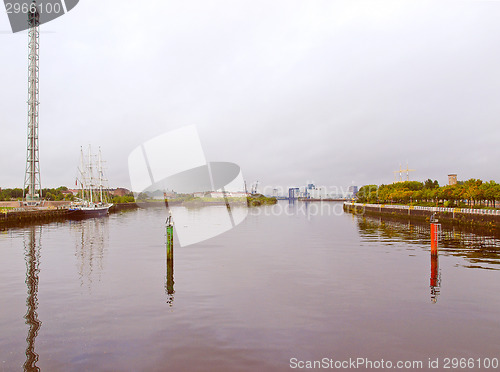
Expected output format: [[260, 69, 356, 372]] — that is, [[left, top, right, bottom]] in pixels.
[[23, 227, 41, 372], [357, 215, 500, 271], [72, 218, 108, 288], [356, 215, 500, 304]]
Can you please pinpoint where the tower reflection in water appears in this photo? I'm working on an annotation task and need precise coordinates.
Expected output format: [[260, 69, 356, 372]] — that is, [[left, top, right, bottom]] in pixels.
[[23, 226, 42, 372], [165, 216, 175, 305]]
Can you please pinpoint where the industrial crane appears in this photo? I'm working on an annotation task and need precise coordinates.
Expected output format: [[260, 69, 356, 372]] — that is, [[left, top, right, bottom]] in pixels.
[[251, 181, 259, 195], [393, 164, 415, 183]]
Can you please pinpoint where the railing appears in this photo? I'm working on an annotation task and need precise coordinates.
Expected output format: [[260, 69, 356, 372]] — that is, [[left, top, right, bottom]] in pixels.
[[344, 202, 500, 216]]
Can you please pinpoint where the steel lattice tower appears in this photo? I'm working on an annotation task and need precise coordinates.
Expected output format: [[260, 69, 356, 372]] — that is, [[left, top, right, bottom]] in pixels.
[[24, 1, 41, 204]]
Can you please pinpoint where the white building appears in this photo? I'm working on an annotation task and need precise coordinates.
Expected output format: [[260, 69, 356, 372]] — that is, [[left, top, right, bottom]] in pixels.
[[210, 191, 248, 198], [308, 186, 326, 199]]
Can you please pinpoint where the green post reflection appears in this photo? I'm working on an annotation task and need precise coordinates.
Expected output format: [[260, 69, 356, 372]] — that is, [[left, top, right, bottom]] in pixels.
[[166, 254, 175, 305], [166, 215, 175, 305], [23, 226, 41, 372]]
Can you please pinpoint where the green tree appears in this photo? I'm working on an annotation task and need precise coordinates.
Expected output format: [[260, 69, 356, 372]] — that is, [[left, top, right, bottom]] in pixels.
[[356, 185, 378, 203], [424, 179, 439, 189], [480, 181, 499, 208], [463, 179, 482, 206], [64, 193, 75, 201]]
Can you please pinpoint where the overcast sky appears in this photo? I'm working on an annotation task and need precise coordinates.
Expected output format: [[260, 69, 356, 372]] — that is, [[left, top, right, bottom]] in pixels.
[[1, 0, 500, 192]]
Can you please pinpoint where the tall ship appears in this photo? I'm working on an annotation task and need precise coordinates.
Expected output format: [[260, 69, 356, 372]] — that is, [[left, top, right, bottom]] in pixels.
[[68, 146, 113, 218]]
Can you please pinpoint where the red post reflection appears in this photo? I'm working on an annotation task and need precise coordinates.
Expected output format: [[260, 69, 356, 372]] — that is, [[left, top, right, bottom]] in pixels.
[[430, 254, 441, 303], [429, 218, 441, 303]]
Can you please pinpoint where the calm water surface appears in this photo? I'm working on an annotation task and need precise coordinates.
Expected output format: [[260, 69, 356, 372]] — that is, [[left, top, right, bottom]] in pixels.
[[1, 201, 500, 371]]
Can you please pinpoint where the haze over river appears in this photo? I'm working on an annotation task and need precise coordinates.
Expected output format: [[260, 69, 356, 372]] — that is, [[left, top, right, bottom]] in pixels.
[[1, 201, 499, 371]]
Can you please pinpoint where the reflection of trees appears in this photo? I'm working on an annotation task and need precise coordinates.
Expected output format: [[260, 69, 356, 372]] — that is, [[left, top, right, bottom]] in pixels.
[[23, 227, 41, 372], [71, 218, 109, 288], [357, 215, 500, 270]]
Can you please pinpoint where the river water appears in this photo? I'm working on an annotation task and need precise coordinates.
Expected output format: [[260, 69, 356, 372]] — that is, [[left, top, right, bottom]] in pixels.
[[0, 201, 499, 371]]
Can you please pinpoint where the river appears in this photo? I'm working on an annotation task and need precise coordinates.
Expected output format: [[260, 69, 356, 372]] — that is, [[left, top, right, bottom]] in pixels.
[[0, 201, 499, 371]]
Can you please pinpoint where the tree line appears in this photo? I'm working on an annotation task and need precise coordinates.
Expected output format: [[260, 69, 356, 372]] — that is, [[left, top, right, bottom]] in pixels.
[[356, 179, 500, 208], [0, 187, 74, 201], [0, 187, 134, 204]]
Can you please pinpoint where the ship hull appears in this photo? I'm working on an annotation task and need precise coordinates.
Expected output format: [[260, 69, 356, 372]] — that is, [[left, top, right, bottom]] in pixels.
[[68, 205, 111, 219]]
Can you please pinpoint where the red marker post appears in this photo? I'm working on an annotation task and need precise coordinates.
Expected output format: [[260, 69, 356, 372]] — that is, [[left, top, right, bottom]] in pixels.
[[430, 214, 440, 256], [430, 223, 438, 255]]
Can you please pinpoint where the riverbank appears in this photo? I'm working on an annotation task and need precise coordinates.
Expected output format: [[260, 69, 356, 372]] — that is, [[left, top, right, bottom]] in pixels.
[[247, 194, 278, 206], [344, 202, 500, 231], [0, 201, 139, 227]]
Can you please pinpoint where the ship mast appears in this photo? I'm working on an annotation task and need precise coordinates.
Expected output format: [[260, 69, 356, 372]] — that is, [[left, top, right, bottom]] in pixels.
[[98, 147, 103, 203], [88, 145, 93, 204], [78, 146, 86, 203]]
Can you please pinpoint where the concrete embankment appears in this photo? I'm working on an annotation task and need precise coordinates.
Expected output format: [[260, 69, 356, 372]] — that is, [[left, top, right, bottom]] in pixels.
[[0, 201, 174, 226], [0, 201, 74, 226], [0, 201, 73, 208], [344, 202, 500, 230], [0, 201, 140, 226], [0, 207, 70, 226]]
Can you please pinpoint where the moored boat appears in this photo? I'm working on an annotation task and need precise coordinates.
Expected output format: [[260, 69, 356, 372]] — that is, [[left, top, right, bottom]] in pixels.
[[69, 146, 112, 219], [68, 202, 111, 218]]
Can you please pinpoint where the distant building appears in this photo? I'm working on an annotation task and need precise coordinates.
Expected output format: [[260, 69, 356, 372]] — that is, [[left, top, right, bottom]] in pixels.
[[348, 186, 358, 197], [210, 191, 248, 198], [302, 183, 327, 199], [289, 187, 300, 199], [110, 188, 131, 197], [304, 184, 315, 199], [164, 191, 177, 198], [309, 186, 326, 199], [448, 174, 457, 186], [229, 191, 249, 198]]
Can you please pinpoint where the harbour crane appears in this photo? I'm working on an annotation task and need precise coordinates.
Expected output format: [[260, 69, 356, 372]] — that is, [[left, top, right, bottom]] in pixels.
[[251, 181, 259, 195], [393, 164, 415, 183]]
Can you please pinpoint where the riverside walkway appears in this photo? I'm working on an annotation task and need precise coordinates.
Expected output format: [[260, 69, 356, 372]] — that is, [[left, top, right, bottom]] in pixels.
[[344, 202, 500, 216]]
